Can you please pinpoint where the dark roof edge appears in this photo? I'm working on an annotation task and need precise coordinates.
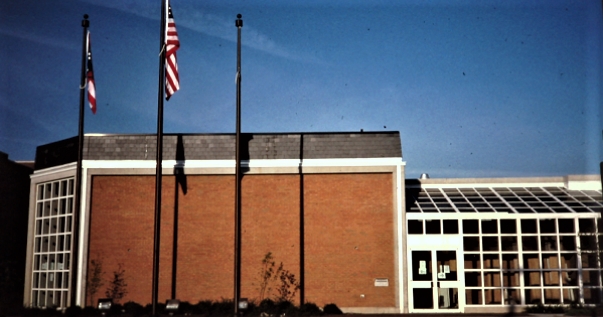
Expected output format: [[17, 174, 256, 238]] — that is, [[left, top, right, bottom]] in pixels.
[[35, 131, 402, 170]]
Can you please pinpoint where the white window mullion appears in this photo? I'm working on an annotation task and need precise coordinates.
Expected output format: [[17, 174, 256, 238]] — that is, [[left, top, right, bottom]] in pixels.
[[31, 178, 74, 309]]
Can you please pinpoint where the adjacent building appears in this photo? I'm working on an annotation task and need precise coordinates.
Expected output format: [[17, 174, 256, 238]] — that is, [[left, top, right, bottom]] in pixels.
[[0, 152, 33, 312], [22, 132, 602, 313]]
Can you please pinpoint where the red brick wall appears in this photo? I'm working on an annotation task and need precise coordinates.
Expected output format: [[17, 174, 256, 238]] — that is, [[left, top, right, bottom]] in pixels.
[[304, 174, 395, 307], [88, 175, 235, 306], [88, 175, 156, 306], [240, 175, 301, 303], [87, 173, 394, 308]]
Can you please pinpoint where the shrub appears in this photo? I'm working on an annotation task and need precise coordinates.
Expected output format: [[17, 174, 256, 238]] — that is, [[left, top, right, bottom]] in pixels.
[[257, 298, 277, 315], [323, 303, 343, 315], [525, 303, 565, 314], [14, 298, 330, 317], [123, 301, 144, 316], [299, 302, 322, 316], [195, 300, 214, 314], [143, 303, 166, 315], [178, 301, 197, 314], [276, 300, 296, 316], [64, 305, 83, 317], [211, 299, 234, 316]]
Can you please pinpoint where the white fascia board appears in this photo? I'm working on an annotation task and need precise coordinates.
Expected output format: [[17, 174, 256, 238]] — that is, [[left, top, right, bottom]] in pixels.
[[417, 182, 566, 189], [83, 160, 157, 169], [31, 162, 76, 179], [565, 180, 602, 190], [81, 158, 404, 170]]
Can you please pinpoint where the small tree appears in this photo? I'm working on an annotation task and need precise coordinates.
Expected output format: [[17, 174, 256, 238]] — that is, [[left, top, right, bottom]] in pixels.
[[86, 258, 104, 307], [275, 267, 300, 303], [257, 252, 279, 301], [105, 263, 128, 303], [255, 252, 300, 303]]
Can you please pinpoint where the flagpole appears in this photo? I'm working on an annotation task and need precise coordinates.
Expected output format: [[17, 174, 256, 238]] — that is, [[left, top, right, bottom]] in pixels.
[[71, 14, 89, 308], [152, 0, 167, 315], [234, 13, 243, 317]]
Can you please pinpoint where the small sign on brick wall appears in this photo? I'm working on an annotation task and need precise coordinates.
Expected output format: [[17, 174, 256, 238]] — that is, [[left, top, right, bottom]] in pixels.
[[374, 278, 389, 287]]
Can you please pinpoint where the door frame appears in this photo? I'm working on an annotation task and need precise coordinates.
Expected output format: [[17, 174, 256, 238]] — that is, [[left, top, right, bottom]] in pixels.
[[407, 236, 465, 313]]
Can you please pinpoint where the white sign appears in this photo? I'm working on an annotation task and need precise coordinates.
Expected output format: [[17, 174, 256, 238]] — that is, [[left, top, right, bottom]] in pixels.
[[444, 265, 450, 273], [419, 260, 427, 275], [374, 278, 389, 287], [438, 272, 446, 279]]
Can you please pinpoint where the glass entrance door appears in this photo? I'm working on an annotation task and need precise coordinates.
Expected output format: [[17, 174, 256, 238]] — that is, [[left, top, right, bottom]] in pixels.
[[409, 249, 462, 312]]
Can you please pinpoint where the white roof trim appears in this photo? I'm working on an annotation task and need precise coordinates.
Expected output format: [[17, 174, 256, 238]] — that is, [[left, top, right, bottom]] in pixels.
[[31, 162, 76, 179], [80, 157, 405, 169], [418, 182, 567, 189]]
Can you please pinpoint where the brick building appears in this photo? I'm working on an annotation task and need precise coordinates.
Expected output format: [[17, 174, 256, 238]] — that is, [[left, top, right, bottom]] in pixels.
[[23, 132, 603, 313], [24, 132, 405, 313]]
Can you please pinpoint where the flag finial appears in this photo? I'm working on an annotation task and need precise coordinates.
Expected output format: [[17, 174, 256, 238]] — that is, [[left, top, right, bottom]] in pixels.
[[236, 14, 243, 27], [82, 14, 89, 27]]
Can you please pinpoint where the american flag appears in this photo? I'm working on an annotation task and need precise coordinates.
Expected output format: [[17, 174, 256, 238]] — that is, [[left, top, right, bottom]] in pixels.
[[165, 1, 180, 100], [86, 31, 96, 114]]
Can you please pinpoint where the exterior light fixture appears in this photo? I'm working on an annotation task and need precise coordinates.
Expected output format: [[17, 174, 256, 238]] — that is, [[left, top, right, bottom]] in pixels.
[[165, 299, 180, 315], [238, 298, 249, 310], [97, 298, 112, 315]]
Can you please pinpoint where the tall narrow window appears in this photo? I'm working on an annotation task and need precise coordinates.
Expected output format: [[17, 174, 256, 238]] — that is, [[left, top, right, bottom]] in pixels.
[[31, 178, 74, 308]]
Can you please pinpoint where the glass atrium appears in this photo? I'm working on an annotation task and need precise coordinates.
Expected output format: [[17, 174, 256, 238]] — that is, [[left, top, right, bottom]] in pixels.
[[406, 185, 603, 312]]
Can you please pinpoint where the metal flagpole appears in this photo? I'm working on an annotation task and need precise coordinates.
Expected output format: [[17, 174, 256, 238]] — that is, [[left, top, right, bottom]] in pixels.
[[71, 14, 89, 308], [234, 13, 243, 317], [152, 0, 167, 315]]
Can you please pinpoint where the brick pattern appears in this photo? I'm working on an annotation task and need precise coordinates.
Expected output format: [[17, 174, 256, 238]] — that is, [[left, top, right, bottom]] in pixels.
[[304, 173, 395, 307], [87, 173, 394, 307], [88, 175, 235, 304], [240, 175, 301, 302], [87, 176, 157, 305]]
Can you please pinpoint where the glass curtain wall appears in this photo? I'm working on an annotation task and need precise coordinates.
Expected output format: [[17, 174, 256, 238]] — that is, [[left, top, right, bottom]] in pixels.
[[31, 178, 74, 308], [407, 186, 603, 307]]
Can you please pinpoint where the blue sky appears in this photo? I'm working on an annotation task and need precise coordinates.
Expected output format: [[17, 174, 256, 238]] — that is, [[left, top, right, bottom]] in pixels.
[[1, 0, 602, 178]]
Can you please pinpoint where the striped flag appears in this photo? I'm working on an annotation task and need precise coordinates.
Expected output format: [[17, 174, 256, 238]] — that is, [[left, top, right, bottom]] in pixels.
[[165, 0, 180, 100], [86, 31, 96, 114]]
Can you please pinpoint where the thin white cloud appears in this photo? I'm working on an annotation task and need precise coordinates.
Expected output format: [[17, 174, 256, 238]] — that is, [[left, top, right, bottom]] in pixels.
[[0, 96, 72, 139], [77, 0, 325, 64], [0, 28, 77, 51]]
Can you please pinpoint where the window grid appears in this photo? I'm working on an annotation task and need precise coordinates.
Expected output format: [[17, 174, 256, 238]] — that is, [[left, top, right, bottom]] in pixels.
[[407, 187, 603, 306], [458, 218, 603, 306], [31, 179, 74, 309]]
